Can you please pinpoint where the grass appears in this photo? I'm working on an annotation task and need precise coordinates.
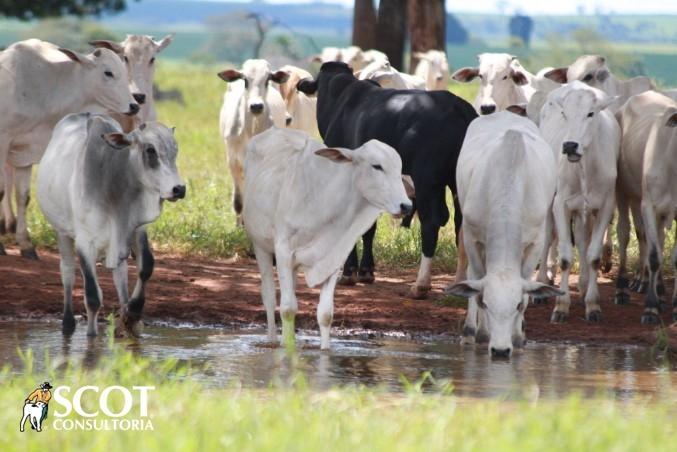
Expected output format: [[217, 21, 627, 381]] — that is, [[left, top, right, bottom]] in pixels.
[[1, 341, 676, 452]]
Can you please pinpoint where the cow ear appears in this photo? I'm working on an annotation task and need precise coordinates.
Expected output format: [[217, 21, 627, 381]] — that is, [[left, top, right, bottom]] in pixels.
[[511, 70, 528, 86], [665, 111, 677, 128], [88, 40, 124, 55], [217, 69, 243, 82], [311, 55, 322, 63], [596, 69, 610, 83], [296, 78, 318, 95], [452, 67, 480, 83], [58, 47, 92, 65], [523, 280, 564, 299], [507, 104, 527, 117], [544, 67, 568, 84], [526, 90, 547, 125], [401, 175, 415, 198], [102, 132, 132, 149], [154, 34, 174, 52], [315, 148, 353, 163], [444, 280, 483, 298], [270, 70, 290, 84]]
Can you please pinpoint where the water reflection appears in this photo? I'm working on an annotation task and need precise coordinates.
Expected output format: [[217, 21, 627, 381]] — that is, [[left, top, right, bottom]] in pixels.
[[0, 321, 674, 401]]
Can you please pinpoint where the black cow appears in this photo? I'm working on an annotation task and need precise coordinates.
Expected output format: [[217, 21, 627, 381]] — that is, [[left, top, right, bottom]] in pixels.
[[297, 62, 477, 298]]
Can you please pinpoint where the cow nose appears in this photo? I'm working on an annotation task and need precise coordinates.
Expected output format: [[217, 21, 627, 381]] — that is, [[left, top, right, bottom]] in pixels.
[[172, 185, 186, 200], [562, 141, 579, 154], [400, 203, 413, 216], [250, 103, 264, 114], [480, 105, 496, 115], [127, 103, 140, 115], [436, 75, 444, 81], [133, 93, 146, 104], [490, 347, 512, 359]]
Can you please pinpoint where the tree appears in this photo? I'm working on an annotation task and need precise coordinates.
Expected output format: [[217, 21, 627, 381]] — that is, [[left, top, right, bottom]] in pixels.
[[0, 0, 131, 20], [508, 14, 534, 48], [352, 0, 377, 50], [376, 0, 407, 70], [408, 0, 446, 71]]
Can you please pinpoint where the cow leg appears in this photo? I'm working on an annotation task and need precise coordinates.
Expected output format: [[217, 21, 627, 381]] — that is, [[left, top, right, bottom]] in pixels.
[[410, 220, 439, 299], [20, 412, 29, 432], [583, 198, 614, 322], [14, 166, 38, 259], [552, 195, 573, 323], [671, 227, 677, 322], [123, 229, 154, 335], [77, 243, 102, 336], [317, 271, 340, 350], [574, 214, 589, 298], [0, 144, 7, 255], [461, 229, 485, 344], [454, 227, 468, 284], [600, 215, 614, 274], [640, 199, 662, 324], [614, 195, 631, 305], [536, 209, 554, 287], [253, 243, 277, 342], [58, 234, 77, 335], [275, 246, 298, 349], [358, 222, 377, 283], [1, 164, 16, 236], [339, 246, 359, 286]]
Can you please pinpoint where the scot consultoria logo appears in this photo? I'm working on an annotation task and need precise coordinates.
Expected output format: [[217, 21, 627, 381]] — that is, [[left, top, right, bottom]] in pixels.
[[20, 381, 53, 432], [19, 382, 155, 431]]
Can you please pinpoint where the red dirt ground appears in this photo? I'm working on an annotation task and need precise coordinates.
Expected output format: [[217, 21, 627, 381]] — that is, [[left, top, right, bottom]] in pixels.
[[0, 246, 673, 346]]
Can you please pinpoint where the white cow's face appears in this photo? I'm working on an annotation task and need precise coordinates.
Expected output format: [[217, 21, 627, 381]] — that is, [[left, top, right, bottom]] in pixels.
[[315, 47, 342, 64], [416, 50, 449, 90], [453, 53, 529, 115], [218, 60, 289, 116], [60, 47, 138, 116], [315, 140, 412, 217], [540, 82, 615, 162], [447, 276, 562, 358], [103, 122, 185, 202], [567, 55, 610, 89], [342, 46, 365, 70]]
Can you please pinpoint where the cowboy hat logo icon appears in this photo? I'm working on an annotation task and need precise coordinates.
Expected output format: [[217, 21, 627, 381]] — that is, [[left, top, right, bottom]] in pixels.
[[20, 382, 53, 432]]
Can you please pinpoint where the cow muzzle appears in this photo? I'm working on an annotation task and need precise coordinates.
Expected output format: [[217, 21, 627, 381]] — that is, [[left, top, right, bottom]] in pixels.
[[480, 104, 496, 115], [562, 141, 581, 162], [132, 93, 147, 105], [125, 103, 140, 116], [249, 103, 264, 115], [167, 185, 186, 202], [490, 346, 512, 359]]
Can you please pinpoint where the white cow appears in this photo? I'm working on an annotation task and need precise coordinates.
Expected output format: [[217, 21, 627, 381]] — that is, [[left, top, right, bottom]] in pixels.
[[616, 91, 677, 323], [2, 35, 172, 258], [447, 112, 561, 357], [539, 81, 620, 323], [218, 59, 289, 222], [37, 113, 185, 337], [362, 49, 388, 66], [243, 128, 412, 349], [414, 50, 450, 91], [544, 55, 654, 112], [278, 65, 318, 135], [452, 53, 558, 115], [20, 401, 46, 432], [358, 60, 426, 90]]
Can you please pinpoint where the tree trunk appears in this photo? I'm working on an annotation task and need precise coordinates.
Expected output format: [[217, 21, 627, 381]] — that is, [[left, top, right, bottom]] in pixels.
[[352, 0, 377, 50], [408, 0, 446, 72], [376, 0, 407, 70]]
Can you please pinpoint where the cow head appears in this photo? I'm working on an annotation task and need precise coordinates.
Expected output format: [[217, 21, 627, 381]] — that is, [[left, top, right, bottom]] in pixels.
[[315, 140, 412, 218], [218, 60, 289, 116], [102, 121, 185, 202], [414, 50, 449, 90], [59, 47, 139, 116], [453, 53, 530, 115], [90, 34, 173, 120], [341, 46, 366, 70], [539, 81, 617, 163], [544, 55, 610, 88], [312, 47, 342, 64], [447, 275, 563, 358]]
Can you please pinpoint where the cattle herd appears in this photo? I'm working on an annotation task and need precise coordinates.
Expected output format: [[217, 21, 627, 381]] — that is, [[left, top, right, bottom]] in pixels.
[[0, 37, 675, 358]]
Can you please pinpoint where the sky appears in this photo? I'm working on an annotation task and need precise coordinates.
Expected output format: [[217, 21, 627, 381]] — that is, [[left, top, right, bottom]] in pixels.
[[222, 0, 677, 15]]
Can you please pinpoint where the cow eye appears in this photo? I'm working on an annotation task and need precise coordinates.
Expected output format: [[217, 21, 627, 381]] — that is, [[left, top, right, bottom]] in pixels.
[[149, 57, 155, 65], [502, 75, 508, 80], [583, 74, 593, 82], [146, 146, 157, 156], [372, 164, 384, 171], [124, 56, 129, 63], [587, 112, 594, 118], [104, 71, 114, 78]]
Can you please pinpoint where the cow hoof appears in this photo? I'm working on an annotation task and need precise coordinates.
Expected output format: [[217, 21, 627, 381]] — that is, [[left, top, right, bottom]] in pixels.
[[586, 310, 603, 323], [120, 306, 143, 338], [62, 316, 76, 335], [409, 285, 430, 300], [357, 270, 375, 284], [614, 292, 630, 305], [338, 273, 357, 286], [461, 326, 476, 344], [20, 248, 39, 260], [476, 329, 490, 344], [551, 311, 568, 324], [640, 309, 660, 325], [0, 243, 5, 255]]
